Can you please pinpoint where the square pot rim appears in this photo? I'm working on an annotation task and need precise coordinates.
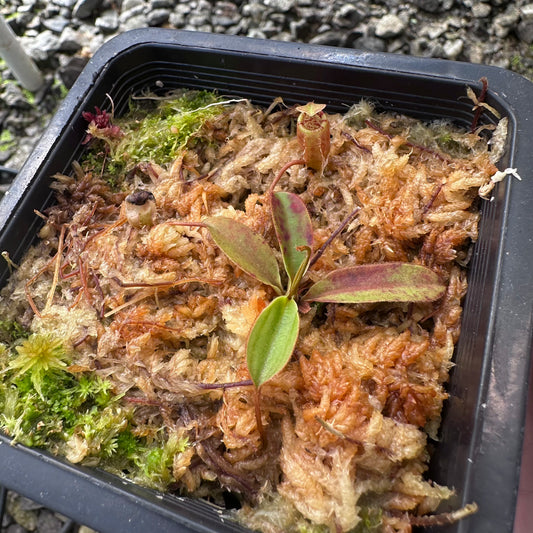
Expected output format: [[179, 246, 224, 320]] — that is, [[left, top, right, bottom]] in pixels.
[[0, 28, 532, 533]]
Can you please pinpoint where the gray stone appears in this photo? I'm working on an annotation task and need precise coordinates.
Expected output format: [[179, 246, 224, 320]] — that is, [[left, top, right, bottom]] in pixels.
[[352, 34, 387, 52], [2, 84, 33, 110], [309, 29, 345, 46], [95, 9, 119, 32], [120, 13, 148, 31], [119, 5, 145, 22], [425, 21, 448, 39], [332, 3, 365, 28], [42, 16, 70, 33], [4, 137, 35, 170], [374, 14, 406, 39], [6, 494, 40, 530], [472, 3, 491, 18], [212, 1, 240, 27], [36, 510, 64, 533], [492, 9, 520, 38], [52, 0, 78, 7], [264, 0, 296, 12], [59, 55, 89, 87], [443, 38, 464, 59], [412, 0, 441, 13], [58, 26, 83, 52], [168, 11, 186, 27], [247, 28, 267, 39], [241, 3, 266, 24], [42, 5, 61, 18], [290, 18, 310, 40], [72, 0, 104, 19], [517, 20, 533, 44], [147, 8, 170, 26], [520, 4, 533, 21], [21, 31, 60, 63], [121, 0, 145, 11]]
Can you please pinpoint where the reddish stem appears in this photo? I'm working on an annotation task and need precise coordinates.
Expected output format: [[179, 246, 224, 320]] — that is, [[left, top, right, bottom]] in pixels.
[[268, 159, 305, 195], [341, 131, 371, 153], [422, 182, 445, 215], [470, 77, 489, 133], [309, 206, 360, 269], [196, 379, 254, 390]]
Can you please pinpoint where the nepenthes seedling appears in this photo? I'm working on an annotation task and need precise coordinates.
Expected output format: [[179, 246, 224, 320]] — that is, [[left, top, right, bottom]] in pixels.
[[177, 103, 446, 436]]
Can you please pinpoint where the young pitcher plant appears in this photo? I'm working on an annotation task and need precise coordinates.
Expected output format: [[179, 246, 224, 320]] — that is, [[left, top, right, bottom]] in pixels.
[[202, 192, 444, 390], [179, 103, 445, 434]]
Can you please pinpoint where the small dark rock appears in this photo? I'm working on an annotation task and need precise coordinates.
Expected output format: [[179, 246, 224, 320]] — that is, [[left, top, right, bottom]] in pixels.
[[121, 0, 145, 10], [2, 84, 34, 111], [309, 30, 346, 47], [42, 16, 70, 34], [57, 27, 84, 52], [95, 10, 119, 32], [517, 20, 533, 44], [21, 31, 60, 65], [351, 34, 387, 52], [290, 18, 311, 40], [264, 0, 296, 12], [42, 5, 61, 18], [411, 0, 441, 13], [72, 0, 104, 19], [36, 510, 64, 533], [332, 3, 365, 28], [6, 12, 32, 35], [212, 1, 240, 26], [120, 13, 148, 31], [147, 8, 170, 26], [59, 56, 90, 88], [52, 0, 78, 7]]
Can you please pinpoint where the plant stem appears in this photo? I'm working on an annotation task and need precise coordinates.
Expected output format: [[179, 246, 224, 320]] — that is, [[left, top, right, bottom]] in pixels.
[[470, 77, 488, 133], [254, 387, 266, 444], [268, 159, 305, 195], [309, 206, 360, 269]]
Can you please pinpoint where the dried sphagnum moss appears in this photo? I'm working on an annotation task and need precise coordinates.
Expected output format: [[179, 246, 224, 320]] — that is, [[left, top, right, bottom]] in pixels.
[[0, 93, 503, 532]]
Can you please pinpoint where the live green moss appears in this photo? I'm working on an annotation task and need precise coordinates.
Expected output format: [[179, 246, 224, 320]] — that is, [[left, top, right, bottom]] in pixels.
[[0, 333, 188, 490], [80, 90, 226, 189], [114, 90, 224, 167]]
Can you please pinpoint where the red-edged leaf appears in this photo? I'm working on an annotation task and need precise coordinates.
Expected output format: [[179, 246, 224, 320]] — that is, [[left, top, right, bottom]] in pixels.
[[271, 191, 313, 290], [303, 263, 445, 303], [204, 216, 283, 293], [246, 296, 299, 387]]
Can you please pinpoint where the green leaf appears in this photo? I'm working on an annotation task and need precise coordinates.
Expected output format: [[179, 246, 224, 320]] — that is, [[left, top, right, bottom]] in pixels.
[[204, 216, 283, 293], [303, 263, 445, 304], [247, 296, 299, 387], [271, 192, 313, 291]]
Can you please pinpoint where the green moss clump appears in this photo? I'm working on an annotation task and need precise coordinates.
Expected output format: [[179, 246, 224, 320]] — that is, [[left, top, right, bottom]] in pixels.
[[113, 90, 225, 169], [0, 319, 28, 345], [354, 508, 382, 532], [0, 333, 188, 490], [79, 90, 226, 189]]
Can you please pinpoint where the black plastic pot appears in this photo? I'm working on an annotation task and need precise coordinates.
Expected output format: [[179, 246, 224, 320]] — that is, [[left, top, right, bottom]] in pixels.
[[0, 29, 532, 533]]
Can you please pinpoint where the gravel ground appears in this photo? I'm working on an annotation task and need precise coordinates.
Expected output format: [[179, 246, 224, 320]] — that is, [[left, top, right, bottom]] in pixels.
[[0, 0, 531, 530]]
